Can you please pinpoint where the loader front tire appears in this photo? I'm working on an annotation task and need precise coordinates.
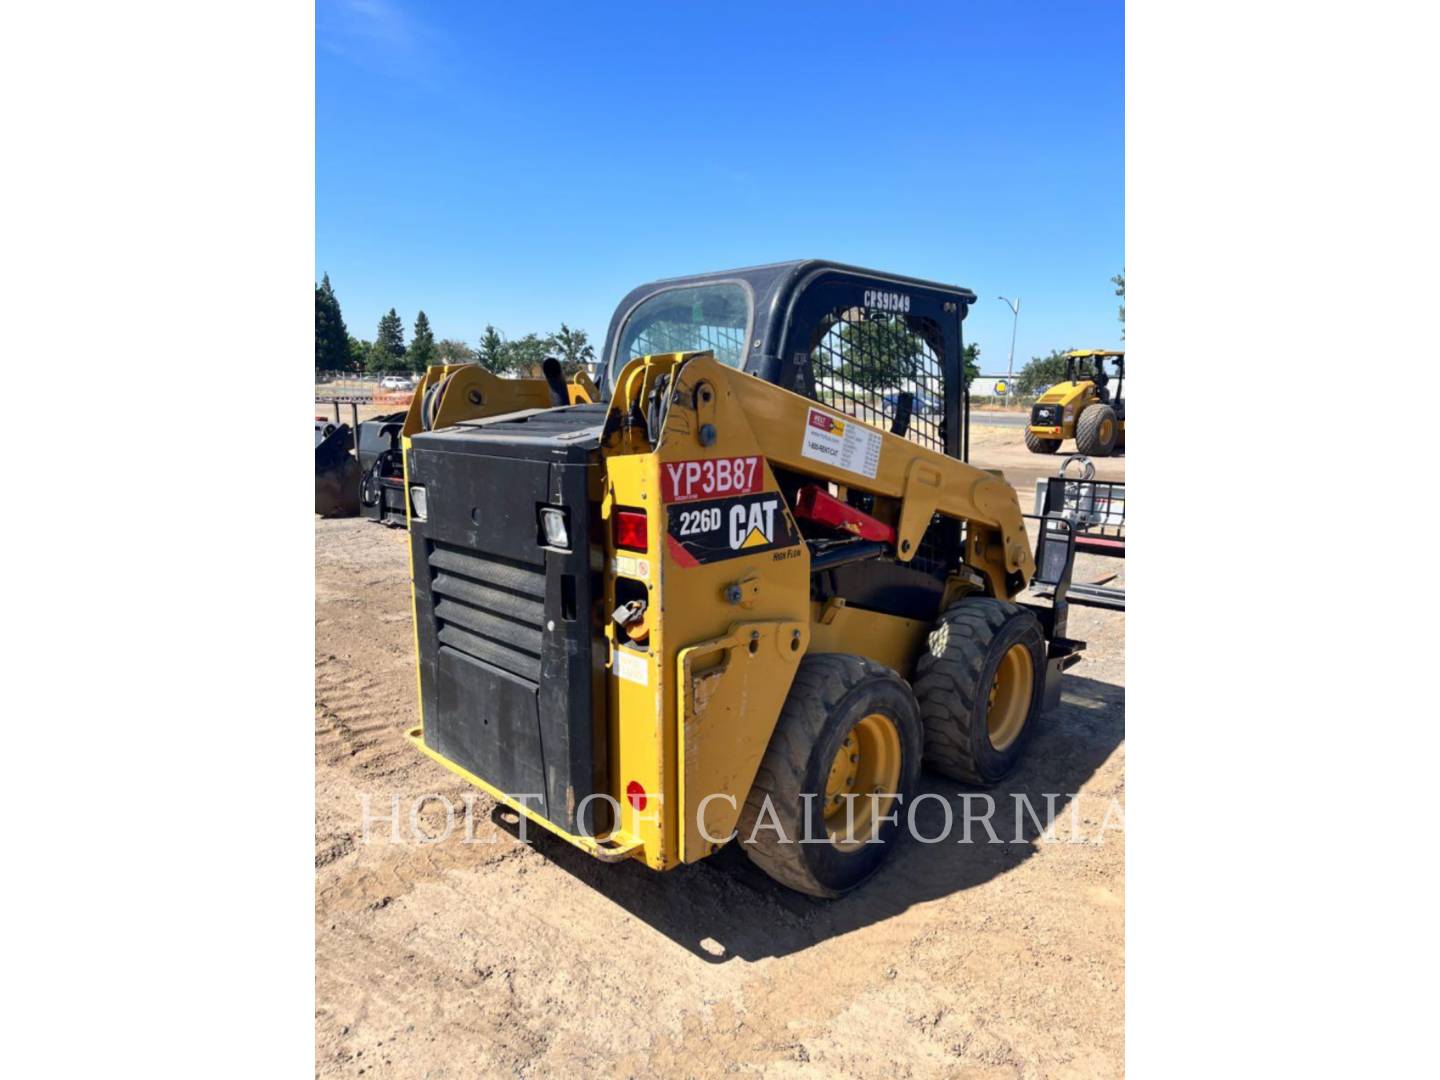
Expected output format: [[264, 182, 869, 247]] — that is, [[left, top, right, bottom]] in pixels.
[[913, 598, 1045, 785], [738, 654, 923, 898], [1024, 428, 1062, 454], [1075, 403, 1118, 456]]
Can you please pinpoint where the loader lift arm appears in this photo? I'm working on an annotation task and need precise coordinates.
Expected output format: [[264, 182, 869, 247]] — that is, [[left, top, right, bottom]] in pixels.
[[616, 353, 1036, 599]]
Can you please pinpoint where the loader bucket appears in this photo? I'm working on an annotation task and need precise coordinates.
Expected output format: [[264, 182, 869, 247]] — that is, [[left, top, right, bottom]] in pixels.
[[315, 421, 361, 517]]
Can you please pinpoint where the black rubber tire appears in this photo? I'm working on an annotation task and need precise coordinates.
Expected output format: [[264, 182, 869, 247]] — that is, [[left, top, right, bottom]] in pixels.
[[912, 598, 1046, 785], [1024, 428, 1062, 454], [738, 654, 923, 898], [1075, 403, 1118, 457]]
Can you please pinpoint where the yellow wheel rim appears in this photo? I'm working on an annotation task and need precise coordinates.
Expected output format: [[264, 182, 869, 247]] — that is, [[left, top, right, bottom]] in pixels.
[[823, 712, 902, 849], [987, 643, 1034, 751], [1099, 418, 1115, 443]]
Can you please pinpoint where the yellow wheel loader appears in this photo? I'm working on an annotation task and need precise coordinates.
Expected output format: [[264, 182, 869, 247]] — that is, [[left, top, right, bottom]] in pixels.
[[399, 261, 1089, 897], [1024, 349, 1125, 457]]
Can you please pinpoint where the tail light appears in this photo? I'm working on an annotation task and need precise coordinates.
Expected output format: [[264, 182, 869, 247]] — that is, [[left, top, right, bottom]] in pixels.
[[613, 509, 647, 552], [626, 781, 648, 811]]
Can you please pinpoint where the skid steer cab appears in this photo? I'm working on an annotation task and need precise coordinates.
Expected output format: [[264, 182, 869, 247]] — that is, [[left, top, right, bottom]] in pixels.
[[1025, 349, 1125, 457], [401, 261, 1088, 897]]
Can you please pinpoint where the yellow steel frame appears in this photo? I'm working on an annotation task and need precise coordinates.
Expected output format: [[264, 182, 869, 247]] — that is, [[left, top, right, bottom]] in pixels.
[[399, 363, 595, 439]]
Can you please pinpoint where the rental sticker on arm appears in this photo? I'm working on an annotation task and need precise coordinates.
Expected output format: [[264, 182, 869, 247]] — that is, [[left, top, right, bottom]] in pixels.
[[800, 407, 881, 479]]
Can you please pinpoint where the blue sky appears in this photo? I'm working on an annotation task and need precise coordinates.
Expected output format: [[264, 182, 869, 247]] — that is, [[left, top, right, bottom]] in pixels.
[[317, 1, 1123, 373]]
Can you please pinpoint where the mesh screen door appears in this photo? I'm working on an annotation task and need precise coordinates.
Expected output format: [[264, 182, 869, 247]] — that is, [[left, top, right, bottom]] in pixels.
[[808, 308, 948, 453]]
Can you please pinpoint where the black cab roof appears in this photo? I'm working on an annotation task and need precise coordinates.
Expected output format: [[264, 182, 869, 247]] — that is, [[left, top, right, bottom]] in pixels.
[[599, 259, 977, 396]]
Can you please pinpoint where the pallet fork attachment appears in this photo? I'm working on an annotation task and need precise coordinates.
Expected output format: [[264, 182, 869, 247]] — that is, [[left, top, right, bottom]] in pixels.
[[1020, 512, 1089, 710]]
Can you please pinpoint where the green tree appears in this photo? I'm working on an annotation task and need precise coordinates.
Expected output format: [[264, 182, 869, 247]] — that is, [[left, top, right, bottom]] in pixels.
[[367, 309, 406, 372], [346, 335, 369, 372], [315, 273, 351, 371], [475, 325, 511, 374], [1016, 348, 1075, 396], [408, 310, 436, 371], [815, 316, 934, 392], [365, 342, 397, 373], [963, 342, 981, 385], [435, 338, 475, 363], [373, 308, 406, 367], [1112, 270, 1125, 336], [548, 322, 596, 375], [502, 333, 550, 375]]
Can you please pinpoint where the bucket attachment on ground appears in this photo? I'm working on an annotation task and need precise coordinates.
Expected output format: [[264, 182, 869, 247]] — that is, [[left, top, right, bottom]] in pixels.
[[315, 419, 361, 518]]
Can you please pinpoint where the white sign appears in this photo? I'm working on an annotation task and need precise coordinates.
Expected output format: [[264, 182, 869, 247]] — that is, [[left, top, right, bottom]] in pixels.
[[613, 647, 648, 686], [800, 406, 881, 479], [612, 554, 650, 580]]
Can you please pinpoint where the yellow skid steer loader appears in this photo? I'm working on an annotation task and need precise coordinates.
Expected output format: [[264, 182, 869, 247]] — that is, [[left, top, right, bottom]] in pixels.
[[399, 261, 1088, 896]]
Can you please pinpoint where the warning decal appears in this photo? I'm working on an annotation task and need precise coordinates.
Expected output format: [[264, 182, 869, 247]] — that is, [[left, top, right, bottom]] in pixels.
[[613, 647, 648, 686], [800, 407, 881, 479], [666, 492, 800, 565]]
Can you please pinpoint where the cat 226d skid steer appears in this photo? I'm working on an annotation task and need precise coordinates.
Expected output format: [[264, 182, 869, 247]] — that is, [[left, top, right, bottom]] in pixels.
[[400, 261, 1088, 897]]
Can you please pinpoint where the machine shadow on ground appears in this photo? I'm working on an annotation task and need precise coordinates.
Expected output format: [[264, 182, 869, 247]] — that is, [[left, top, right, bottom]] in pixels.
[[491, 673, 1124, 963]]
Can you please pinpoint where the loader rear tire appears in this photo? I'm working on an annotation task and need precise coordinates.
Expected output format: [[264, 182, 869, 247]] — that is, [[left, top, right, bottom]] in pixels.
[[1075, 403, 1118, 457], [738, 654, 923, 898], [1024, 428, 1062, 454], [912, 598, 1045, 785]]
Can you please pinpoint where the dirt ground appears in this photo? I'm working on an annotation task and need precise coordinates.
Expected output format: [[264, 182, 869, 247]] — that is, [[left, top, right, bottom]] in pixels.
[[315, 423, 1125, 1078]]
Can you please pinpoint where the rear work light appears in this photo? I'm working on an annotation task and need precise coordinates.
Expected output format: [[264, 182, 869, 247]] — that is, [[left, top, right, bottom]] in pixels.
[[613, 509, 648, 552], [539, 506, 570, 550]]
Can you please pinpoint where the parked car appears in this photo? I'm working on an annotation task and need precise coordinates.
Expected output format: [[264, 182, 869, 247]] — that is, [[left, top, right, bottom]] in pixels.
[[882, 391, 943, 416], [379, 375, 413, 391]]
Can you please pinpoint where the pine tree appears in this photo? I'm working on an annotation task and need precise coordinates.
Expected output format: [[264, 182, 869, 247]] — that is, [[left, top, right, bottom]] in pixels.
[[370, 308, 406, 372], [476, 325, 510, 374], [408, 310, 436, 371], [315, 273, 351, 371]]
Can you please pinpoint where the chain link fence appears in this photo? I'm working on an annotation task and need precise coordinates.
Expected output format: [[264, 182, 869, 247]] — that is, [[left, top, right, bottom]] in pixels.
[[315, 370, 421, 405]]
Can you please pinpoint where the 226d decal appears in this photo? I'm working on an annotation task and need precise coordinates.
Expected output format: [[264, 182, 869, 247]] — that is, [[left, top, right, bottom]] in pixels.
[[666, 492, 800, 566]]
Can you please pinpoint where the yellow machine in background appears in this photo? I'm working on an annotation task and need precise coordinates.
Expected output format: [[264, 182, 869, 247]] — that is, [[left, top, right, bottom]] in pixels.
[[1025, 349, 1126, 456], [400, 261, 1089, 897]]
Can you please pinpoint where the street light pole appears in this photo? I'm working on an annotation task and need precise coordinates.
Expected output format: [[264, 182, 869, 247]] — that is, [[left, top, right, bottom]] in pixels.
[[998, 296, 1020, 405]]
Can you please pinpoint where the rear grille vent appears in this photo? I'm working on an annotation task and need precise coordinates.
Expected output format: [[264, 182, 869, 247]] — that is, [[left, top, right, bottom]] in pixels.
[[427, 540, 545, 682]]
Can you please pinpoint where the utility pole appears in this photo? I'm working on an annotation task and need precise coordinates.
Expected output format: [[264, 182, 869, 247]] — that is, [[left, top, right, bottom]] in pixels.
[[998, 296, 1020, 405]]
